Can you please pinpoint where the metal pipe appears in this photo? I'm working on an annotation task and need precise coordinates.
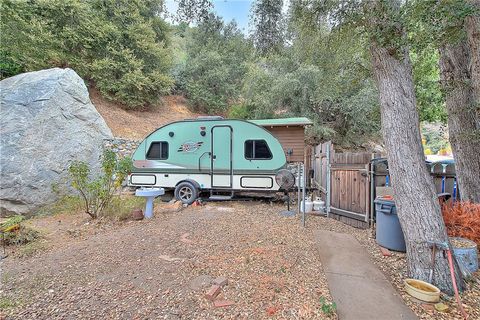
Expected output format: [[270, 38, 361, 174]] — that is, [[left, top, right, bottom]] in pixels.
[[369, 157, 389, 226]]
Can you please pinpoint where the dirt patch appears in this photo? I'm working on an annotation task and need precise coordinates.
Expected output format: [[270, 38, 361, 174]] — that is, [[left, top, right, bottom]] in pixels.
[[3, 202, 477, 319], [1, 202, 336, 319], [91, 88, 201, 140]]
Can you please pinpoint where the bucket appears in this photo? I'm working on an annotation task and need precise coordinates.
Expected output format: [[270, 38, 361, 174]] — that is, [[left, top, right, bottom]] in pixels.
[[374, 198, 406, 252], [451, 237, 478, 273], [313, 198, 325, 211], [301, 199, 313, 213]]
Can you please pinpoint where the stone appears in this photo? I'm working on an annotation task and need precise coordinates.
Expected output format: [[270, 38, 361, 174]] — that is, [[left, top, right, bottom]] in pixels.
[[0, 68, 113, 215], [205, 285, 221, 301], [164, 200, 182, 212], [188, 275, 213, 291], [212, 276, 228, 287], [434, 302, 449, 312]]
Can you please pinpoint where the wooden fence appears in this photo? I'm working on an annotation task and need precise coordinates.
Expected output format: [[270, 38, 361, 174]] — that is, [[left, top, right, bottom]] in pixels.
[[313, 141, 457, 229], [372, 158, 458, 201]]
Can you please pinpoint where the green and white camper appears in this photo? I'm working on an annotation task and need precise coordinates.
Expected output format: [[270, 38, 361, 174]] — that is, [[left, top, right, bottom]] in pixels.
[[128, 116, 290, 204]]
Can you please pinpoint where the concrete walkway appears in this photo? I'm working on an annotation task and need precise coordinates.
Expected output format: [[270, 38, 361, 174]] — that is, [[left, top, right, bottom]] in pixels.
[[314, 230, 417, 320]]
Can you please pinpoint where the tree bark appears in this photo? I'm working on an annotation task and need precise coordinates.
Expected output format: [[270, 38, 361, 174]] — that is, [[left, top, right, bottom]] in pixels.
[[467, 0, 480, 107], [370, 43, 464, 294], [439, 5, 480, 203]]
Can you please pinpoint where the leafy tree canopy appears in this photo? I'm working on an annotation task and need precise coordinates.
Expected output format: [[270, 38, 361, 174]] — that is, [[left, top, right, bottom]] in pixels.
[[177, 13, 253, 113], [1, 0, 174, 108], [1, 0, 460, 147], [250, 0, 286, 56]]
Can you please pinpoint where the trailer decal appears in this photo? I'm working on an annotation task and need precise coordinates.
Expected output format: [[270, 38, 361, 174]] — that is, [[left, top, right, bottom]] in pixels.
[[178, 141, 203, 153]]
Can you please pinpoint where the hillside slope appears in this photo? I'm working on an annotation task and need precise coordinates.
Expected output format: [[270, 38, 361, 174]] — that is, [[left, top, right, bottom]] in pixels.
[[91, 89, 200, 140]]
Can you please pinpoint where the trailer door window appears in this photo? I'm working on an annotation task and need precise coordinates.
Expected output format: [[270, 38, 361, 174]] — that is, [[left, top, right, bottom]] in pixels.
[[245, 140, 272, 160], [147, 142, 168, 160]]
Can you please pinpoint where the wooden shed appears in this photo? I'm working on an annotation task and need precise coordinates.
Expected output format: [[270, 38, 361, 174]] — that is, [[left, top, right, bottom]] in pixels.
[[250, 117, 313, 163]]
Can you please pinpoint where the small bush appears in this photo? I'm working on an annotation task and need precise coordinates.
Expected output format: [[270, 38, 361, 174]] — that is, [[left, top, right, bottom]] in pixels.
[[442, 201, 480, 246], [1, 216, 40, 246], [319, 297, 337, 316], [68, 150, 132, 219], [102, 196, 146, 221], [228, 103, 253, 119]]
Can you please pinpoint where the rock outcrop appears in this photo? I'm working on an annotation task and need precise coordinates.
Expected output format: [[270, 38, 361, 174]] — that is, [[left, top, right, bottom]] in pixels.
[[0, 68, 113, 215]]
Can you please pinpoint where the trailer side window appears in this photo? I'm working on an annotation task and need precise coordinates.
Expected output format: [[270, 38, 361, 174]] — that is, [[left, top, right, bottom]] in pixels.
[[245, 140, 272, 160], [147, 142, 168, 160]]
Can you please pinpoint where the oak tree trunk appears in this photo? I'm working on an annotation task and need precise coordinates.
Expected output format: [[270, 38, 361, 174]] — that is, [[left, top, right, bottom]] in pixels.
[[467, 0, 480, 107], [370, 44, 464, 294], [439, 7, 480, 203]]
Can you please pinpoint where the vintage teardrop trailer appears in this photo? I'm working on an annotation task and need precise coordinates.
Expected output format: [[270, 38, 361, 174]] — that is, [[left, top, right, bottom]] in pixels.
[[128, 117, 299, 204]]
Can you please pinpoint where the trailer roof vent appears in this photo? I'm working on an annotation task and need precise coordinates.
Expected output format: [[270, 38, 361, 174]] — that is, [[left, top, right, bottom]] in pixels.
[[195, 116, 224, 120]]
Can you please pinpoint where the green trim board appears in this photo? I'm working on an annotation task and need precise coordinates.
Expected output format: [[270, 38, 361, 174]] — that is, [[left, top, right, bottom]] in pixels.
[[249, 117, 313, 127]]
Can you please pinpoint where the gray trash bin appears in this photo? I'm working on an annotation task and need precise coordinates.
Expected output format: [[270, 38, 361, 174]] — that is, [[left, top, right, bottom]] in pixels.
[[374, 198, 406, 252]]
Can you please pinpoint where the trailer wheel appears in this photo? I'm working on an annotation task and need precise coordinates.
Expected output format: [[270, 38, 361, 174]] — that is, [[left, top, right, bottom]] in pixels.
[[175, 181, 198, 205]]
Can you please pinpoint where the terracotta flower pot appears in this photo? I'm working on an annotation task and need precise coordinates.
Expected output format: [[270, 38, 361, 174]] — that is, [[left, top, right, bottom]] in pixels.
[[132, 208, 144, 220]]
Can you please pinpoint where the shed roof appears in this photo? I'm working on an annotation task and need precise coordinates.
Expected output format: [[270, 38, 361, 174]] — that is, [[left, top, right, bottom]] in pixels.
[[249, 117, 313, 127]]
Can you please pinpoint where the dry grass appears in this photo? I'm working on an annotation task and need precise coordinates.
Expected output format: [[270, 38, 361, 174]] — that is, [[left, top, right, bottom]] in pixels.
[[90, 88, 201, 140], [442, 201, 480, 246]]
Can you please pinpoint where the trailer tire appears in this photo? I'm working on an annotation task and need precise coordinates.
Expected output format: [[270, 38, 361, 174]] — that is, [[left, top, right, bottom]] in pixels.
[[174, 181, 198, 205]]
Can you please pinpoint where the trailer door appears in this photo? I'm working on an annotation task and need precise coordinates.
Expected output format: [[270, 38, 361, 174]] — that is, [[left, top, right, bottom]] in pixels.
[[211, 125, 233, 188]]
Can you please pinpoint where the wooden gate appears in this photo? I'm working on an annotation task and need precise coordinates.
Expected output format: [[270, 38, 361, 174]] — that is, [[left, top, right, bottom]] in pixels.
[[314, 142, 373, 228], [330, 152, 371, 227]]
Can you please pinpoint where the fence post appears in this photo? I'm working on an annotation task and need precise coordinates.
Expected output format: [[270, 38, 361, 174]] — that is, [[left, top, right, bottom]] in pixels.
[[297, 163, 301, 214], [326, 143, 331, 218]]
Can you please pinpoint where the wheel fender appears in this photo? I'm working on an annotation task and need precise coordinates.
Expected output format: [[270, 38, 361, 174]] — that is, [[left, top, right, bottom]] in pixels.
[[177, 179, 201, 190]]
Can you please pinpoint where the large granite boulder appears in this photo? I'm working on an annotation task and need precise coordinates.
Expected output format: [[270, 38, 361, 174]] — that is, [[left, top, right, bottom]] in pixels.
[[0, 68, 113, 215]]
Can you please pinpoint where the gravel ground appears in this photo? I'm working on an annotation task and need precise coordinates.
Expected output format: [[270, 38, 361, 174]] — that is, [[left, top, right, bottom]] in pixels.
[[306, 215, 480, 320], [0, 202, 336, 319], [2, 201, 478, 319]]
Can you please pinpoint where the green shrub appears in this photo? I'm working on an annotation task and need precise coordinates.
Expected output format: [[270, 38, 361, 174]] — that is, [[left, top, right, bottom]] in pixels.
[[102, 195, 146, 221], [179, 14, 253, 113], [0, 50, 23, 79], [319, 297, 337, 317], [228, 103, 253, 119], [1, 216, 40, 246], [68, 150, 132, 219], [1, 0, 173, 108]]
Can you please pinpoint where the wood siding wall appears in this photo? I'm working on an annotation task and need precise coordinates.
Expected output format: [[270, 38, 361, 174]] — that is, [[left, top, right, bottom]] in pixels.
[[264, 126, 306, 163]]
